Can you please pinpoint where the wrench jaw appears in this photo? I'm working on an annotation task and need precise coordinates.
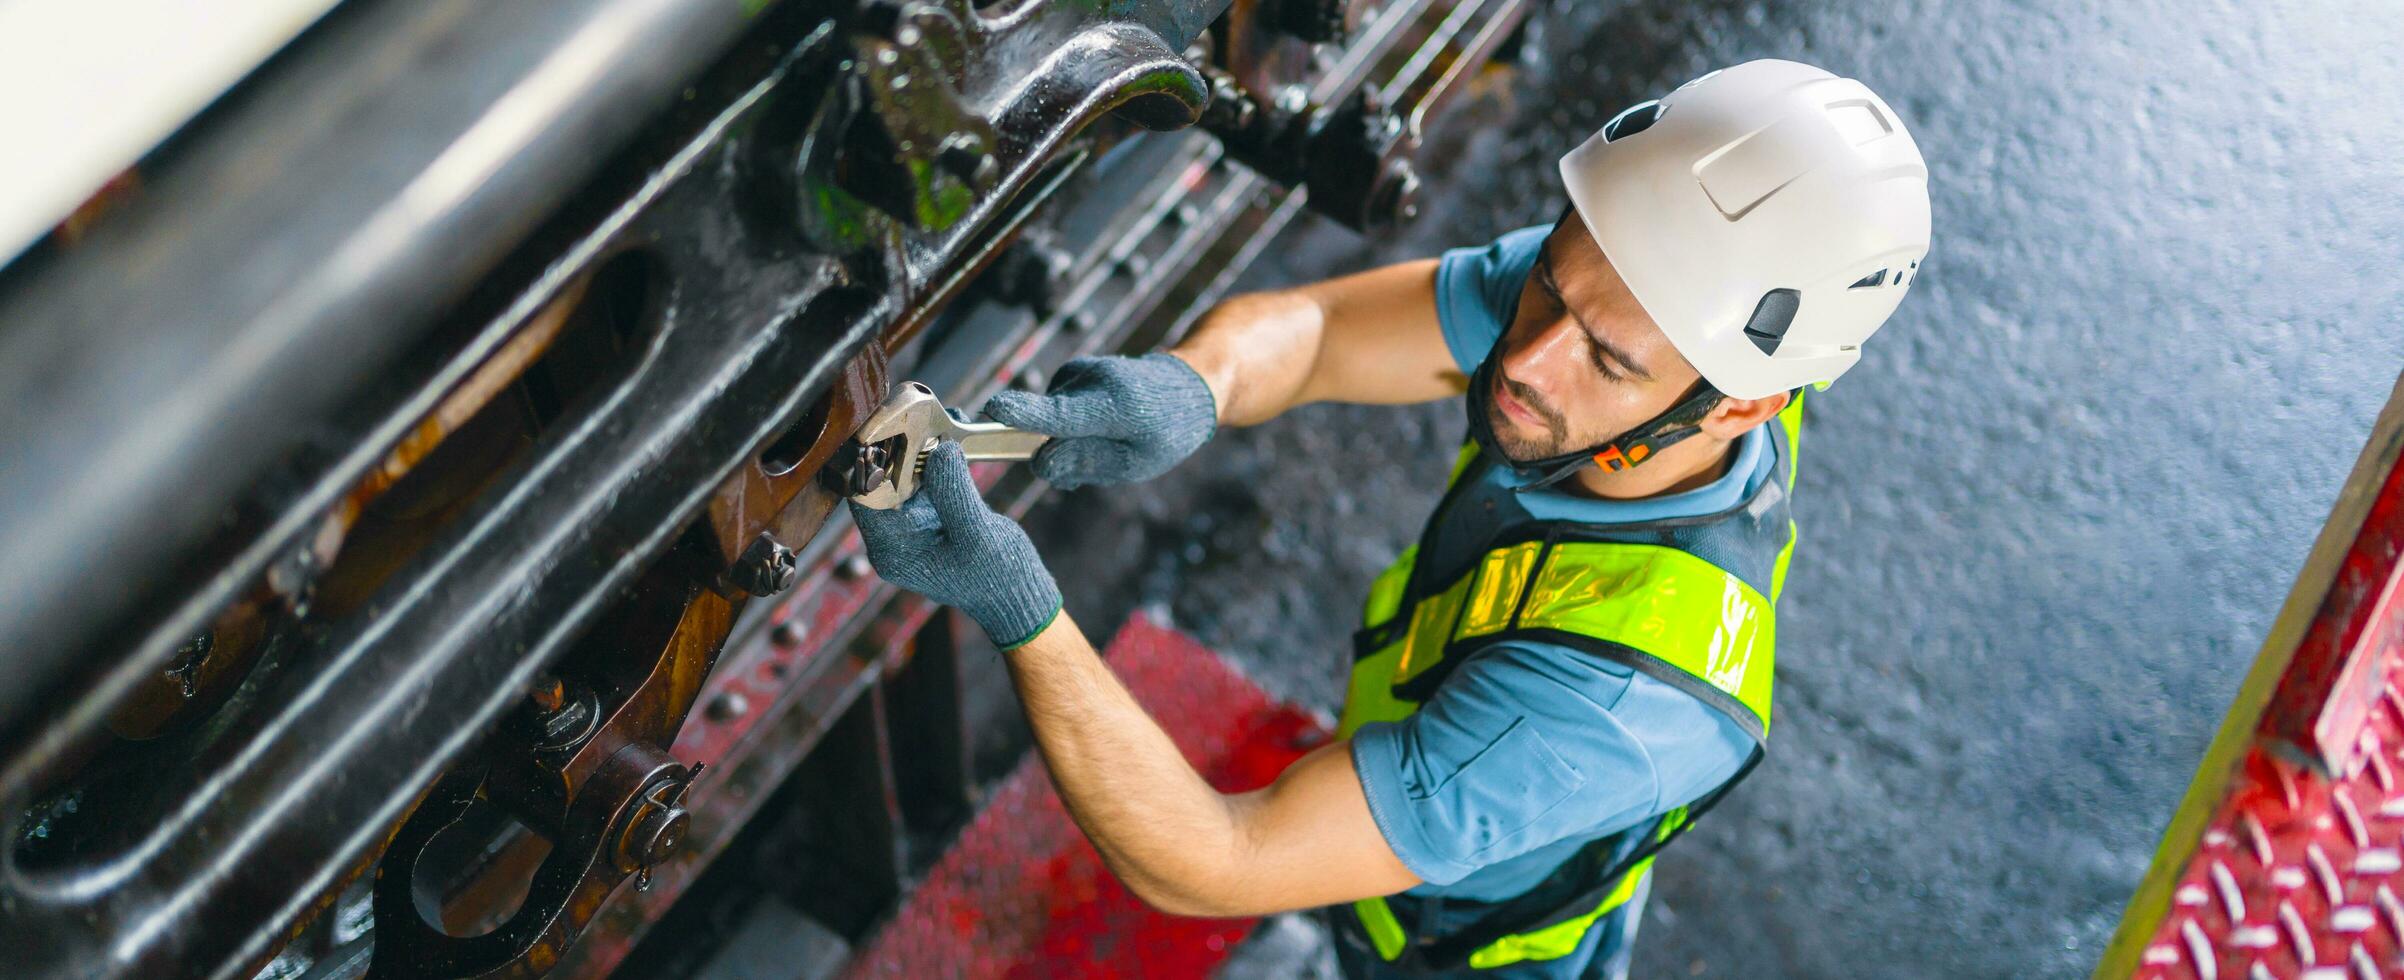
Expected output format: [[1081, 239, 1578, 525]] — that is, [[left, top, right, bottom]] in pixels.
[[840, 380, 1046, 509], [847, 435, 937, 510], [844, 382, 946, 510]]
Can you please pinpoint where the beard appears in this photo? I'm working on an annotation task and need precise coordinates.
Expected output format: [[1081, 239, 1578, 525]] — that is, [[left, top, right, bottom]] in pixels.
[[1484, 369, 1572, 461]]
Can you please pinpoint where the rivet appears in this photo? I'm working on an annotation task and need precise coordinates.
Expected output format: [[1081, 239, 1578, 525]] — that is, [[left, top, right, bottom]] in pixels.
[[773, 618, 809, 647], [706, 691, 749, 722]]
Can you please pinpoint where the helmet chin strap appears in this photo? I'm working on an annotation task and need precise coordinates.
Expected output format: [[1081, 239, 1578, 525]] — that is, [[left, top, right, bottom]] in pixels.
[[1464, 346, 1724, 492]]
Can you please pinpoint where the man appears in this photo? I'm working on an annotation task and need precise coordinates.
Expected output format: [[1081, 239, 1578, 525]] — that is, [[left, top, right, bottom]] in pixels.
[[852, 59, 1930, 977]]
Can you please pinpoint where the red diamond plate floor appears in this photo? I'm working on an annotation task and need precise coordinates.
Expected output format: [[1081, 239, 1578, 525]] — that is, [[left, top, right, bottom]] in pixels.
[[2138, 704, 2404, 977]]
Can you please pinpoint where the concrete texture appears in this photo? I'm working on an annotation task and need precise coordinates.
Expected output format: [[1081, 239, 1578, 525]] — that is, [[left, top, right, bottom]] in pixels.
[[1023, 1, 2404, 975]]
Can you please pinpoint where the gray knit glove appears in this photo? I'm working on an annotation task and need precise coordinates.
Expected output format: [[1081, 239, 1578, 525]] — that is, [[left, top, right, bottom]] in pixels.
[[848, 442, 1062, 648], [982, 352, 1218, 489]]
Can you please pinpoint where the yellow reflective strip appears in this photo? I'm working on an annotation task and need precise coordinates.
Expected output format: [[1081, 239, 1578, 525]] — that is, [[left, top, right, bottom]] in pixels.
[[1454, 541, 1543, 641], [1602, 857, 1654, 911], [1342, 543, 1428, 740], [1353, 897, 1409, 961], [1771, 519, 1797, 605], [1361, 544, 1417, 629], [1392, 574, 1471, 686], [1777, 390, 1805, 492], [1465, 862, 1656, 969], [1656, 806, 1688, 840], [1517, 543, 1775, 731], [1336, 633, 1413, 738], [1771, 390, 1803, 605]]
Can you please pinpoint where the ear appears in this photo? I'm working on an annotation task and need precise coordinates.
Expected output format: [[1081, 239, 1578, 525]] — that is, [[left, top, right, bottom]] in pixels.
[[1699, 389, 1790, 441]]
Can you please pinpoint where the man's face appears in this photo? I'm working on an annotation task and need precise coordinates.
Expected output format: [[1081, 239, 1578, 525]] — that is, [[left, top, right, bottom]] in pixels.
[[1482, 211, 1706, 461]]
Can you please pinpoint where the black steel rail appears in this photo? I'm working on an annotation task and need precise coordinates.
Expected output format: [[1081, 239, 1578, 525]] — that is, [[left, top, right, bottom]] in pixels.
[[0, 0, 765, 752], [0, 1, 1220, 975]]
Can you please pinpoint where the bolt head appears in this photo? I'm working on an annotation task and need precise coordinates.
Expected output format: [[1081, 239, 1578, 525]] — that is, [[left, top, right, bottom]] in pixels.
[[1372, 159, 1423, 227], [735, 534, 800, 596], [627, 805, 691, 868]]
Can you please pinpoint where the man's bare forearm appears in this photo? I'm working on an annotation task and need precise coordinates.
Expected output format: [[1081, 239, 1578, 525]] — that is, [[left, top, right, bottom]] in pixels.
[[1168, 289, 1327, 428], [999, 612, 1421, 917], [1001, 611, 1249, 915], [1167, 258, 1458, 428]]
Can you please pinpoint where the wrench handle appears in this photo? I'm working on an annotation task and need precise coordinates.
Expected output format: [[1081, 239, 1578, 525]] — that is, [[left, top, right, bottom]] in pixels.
[[950, 423, 1051, 461]]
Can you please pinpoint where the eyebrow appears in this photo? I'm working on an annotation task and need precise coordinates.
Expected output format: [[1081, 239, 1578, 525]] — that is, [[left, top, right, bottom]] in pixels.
[[1535, 242, 1653, 381]]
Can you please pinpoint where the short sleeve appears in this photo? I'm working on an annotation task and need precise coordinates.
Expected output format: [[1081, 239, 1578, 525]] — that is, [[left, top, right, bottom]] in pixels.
[[1432, 224, 1551, 375], [1348, 642, 1657, 886]]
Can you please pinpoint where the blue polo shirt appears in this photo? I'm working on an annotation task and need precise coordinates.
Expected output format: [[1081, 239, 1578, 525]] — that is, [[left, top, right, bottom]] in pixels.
[[1347, 225, 1765, 919]]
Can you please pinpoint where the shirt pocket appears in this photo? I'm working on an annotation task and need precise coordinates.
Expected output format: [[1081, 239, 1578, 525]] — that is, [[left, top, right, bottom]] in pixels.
[[1408, 717, 1589, 861]]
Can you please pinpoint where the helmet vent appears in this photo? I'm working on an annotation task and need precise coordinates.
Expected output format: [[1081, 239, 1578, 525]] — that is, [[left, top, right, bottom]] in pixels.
[[1826, 100, 1895, 147], [1743, 288, 1802, 355], [1603, 100, 1664, 142], [1848, 269, 1888, 289]]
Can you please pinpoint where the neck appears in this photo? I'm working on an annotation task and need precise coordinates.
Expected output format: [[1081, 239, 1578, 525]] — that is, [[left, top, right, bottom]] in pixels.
[[1563, 436, 1734, 501]]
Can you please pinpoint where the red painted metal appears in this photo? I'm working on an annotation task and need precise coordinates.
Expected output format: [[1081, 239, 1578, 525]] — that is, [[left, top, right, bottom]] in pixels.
[[845, 612, 1331, 978], [2107, 379, 2404, 979]]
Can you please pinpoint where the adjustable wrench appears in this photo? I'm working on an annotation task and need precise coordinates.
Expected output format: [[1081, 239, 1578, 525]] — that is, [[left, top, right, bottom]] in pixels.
[[837, 381, 1050, 509]]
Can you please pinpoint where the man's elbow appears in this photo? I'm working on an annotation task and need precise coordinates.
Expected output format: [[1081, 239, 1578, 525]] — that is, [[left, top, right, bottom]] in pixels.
[[1121, 869, 1278, 920], [1123, 874, 1232, 919]]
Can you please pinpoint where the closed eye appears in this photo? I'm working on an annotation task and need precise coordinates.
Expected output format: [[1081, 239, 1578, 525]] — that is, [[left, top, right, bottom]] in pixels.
[[1584, 333, 1623, 381], [1537, 253, 1628, 382]]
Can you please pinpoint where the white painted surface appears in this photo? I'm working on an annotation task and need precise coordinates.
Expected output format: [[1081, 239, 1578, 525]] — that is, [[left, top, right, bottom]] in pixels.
[[0, 0, 344, 263]]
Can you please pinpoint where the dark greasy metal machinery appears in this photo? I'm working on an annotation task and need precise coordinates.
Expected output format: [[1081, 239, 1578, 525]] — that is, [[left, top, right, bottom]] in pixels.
[[0, 0, 1536, 975]]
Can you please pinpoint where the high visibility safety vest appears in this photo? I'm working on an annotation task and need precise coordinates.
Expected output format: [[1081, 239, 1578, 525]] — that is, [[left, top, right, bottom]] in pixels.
[[1337, 394, 1805, 972]]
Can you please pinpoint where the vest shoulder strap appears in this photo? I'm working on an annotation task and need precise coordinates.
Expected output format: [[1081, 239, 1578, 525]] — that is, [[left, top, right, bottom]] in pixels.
[[1433, 629, 1768, 747]]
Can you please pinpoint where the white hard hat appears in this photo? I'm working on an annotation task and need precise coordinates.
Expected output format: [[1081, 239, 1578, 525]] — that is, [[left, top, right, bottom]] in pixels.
[[1559, 59, 1932, 400]]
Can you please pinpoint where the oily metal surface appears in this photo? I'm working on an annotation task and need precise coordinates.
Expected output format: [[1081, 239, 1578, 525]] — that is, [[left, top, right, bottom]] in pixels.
[[1023, 0, 2404, 976]]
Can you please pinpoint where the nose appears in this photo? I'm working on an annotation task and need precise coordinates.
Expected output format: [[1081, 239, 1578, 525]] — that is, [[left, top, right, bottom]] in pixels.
[[1498, 314, 1584, 393]]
